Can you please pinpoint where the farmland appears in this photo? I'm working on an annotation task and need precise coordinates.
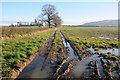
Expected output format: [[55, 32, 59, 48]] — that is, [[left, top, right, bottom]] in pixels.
[[60, 27, 119, 50], [1, 27, 120, 80]]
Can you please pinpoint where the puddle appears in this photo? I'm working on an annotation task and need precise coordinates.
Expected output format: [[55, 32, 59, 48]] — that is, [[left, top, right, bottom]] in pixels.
[[91, 36, 117, 39], [97, 58, 105, 78], [60, 32, 105, 78], [18, 56, 50, 78], [66, 42, 78, 60], [66, 54, 105, 78], [46, 31, 56, 47], [57, 32, 79, 76], [89, 46, 120, 56], [60, 32, 78, 60]]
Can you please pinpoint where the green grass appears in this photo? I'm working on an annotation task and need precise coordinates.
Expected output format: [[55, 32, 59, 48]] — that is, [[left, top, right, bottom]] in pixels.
[[60, 27, 118, 50], [52, 31, 63, 51], [0, 26, 9, 27]]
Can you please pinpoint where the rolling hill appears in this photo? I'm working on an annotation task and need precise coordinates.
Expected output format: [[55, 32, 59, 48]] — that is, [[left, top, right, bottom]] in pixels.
[[82, 20, 118, 27]]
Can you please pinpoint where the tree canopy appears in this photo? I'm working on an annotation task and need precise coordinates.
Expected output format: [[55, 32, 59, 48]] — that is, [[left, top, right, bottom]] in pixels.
[[38, 4, 62, 28]]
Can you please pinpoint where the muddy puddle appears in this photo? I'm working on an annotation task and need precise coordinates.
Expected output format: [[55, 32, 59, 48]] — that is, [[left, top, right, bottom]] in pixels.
[[60, 32, 78, 61], [17, 56, 51, 78], [89, 46, 120, 56], [53, 32, 79, 78], [65, 54, 105, 78], [91, 36, 117, 39]]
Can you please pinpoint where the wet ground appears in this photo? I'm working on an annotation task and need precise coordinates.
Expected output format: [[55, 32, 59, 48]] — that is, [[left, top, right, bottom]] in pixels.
[[17, 31, 120, 79], [18, 56, 50, 78], [89, 46, 120, 56], [91, 36, 118, 39]]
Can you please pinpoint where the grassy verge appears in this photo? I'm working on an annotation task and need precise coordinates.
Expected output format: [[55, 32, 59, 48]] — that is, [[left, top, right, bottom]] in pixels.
[[1, 27, 48, 38]]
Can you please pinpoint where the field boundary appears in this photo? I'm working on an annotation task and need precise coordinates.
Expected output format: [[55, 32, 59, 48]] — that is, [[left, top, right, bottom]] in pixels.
[[1, 27, 59, 41]]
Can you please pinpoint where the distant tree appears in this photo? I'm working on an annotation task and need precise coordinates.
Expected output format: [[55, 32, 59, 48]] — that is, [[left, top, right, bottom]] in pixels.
[[39, 4, 61, 28], [17, 22, 22, 27], [38, 23, 43, 27], [34, 19, 38, 26], [9, 24, 14, 27], [34, 18, 43, 27]]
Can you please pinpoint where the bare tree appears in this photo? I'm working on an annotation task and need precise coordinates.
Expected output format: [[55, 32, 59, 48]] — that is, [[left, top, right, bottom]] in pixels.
[[35, 18, 43, 27], [52, 15, 62, 27], [39, 4, 60, 28]]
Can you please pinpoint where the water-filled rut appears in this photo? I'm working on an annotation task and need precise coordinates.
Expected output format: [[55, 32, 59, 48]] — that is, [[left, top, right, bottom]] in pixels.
[[60, 32, 78, 61]]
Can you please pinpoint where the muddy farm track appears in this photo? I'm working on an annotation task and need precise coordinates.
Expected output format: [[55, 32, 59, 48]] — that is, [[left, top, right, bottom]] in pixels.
[[15, 31, 120, 80]]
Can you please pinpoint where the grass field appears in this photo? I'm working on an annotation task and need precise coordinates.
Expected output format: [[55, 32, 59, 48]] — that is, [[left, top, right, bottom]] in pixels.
[[60, 27, 118, 49]]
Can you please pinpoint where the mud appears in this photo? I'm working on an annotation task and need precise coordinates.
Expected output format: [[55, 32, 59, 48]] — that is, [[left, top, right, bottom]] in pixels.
[[15, 31, 120, 80]]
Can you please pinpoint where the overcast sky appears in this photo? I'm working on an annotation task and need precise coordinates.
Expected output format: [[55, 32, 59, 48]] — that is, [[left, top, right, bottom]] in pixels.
[[0, 0, 118, 25]]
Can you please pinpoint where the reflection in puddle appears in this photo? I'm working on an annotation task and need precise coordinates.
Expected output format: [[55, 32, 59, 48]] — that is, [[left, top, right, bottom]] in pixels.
[[66, 54, 104, 78], [18, 56, 51, 78], [89, 46, 120, 56], [60, 32, 78, 60], [91, 36, 117, 39]]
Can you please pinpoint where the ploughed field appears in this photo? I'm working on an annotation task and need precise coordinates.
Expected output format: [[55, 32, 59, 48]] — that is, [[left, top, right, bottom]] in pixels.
[[1, 27, 120, 80]]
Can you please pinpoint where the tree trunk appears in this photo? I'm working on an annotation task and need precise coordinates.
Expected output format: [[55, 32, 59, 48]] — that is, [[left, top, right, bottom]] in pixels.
[[48, 22, 50, 28], [48, 14, 51, 28]]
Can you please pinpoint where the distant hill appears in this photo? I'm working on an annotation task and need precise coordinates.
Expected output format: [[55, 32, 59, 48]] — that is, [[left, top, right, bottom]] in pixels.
[[82, 20, 118, 27]]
